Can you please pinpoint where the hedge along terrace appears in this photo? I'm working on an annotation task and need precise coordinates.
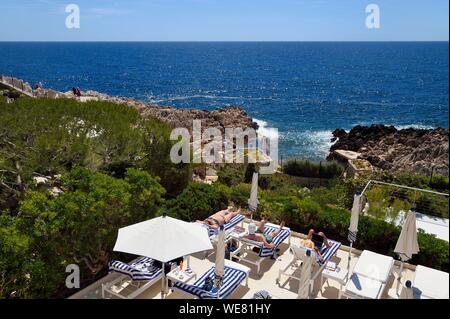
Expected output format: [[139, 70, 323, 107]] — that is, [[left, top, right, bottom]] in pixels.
[[282, 159, 344, 179], [0, 97, 191, 298]]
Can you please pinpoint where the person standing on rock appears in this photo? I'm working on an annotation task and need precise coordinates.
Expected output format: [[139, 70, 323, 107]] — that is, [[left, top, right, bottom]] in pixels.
[[72, 87, 81, 97]]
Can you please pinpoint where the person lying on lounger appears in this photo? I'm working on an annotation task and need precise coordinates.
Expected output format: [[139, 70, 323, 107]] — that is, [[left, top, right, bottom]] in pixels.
[[197, 207, 241, 229], [300, 229, 331, 262], [243, 221, 285, 249]]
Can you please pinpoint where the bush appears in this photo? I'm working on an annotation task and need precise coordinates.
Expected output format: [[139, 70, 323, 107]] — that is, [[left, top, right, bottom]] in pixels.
[[376, 171, 449, 194], [363, 183, 448, 219], [309, 181, 349, 209], [283, 159, 343, 179], [217, 165, 245, 187], [230, 183, 251, 207], [165, 182, 229, 222]]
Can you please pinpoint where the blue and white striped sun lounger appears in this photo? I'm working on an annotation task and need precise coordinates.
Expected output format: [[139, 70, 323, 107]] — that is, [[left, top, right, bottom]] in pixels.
[[277, 239, 342, 295], [108, 257, 162, 281], [204, 214, 245, 237], [173, 264, 249, 299], [231, 223, 291, 274], [102, 257, 168, 299], [259, 225, 292, 257], [315, 240, 342, 265]]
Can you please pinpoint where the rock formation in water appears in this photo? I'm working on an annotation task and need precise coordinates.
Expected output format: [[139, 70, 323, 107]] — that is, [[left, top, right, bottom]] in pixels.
[[328, 124, 449, 176]]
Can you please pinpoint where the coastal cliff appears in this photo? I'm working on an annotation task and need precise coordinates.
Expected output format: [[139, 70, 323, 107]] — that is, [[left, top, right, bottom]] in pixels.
[[328, 124, 449, 175]]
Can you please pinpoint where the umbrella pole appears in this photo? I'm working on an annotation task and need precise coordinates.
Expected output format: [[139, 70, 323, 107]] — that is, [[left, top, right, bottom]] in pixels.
[[396, 261, 405, 295], [348, 242, 353, 271], [161, 262, 166, 299]]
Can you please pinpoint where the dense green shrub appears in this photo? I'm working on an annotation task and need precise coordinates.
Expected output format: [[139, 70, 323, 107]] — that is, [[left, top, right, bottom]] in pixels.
[[217, 165, 245, 187], [212, 183, 232, 203], [230, 183, 251, 207], [283, 159, 343, 179], [363, 184, 448, 219], [165, 182, 229, 222], [0, 167, 165, 298], [376, 171, 449, 194], [309, 181, 349, 209]]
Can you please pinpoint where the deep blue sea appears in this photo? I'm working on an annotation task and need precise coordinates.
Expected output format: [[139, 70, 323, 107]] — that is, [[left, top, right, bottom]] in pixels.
[[0, 42, 448, 159]]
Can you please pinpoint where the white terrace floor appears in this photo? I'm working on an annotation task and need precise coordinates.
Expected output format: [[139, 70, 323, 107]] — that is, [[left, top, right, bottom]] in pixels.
[[70, 222, 416, 300]]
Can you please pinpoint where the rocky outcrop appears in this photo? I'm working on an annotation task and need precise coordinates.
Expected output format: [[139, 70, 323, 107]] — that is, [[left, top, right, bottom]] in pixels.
[[328, 124, 449, 175], [141, 105, 257, 133], [69, 90, 258, 133]]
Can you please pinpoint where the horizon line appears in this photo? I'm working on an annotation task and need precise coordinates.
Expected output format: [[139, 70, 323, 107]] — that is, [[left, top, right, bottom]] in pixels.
[[0, 40, 449, 43]]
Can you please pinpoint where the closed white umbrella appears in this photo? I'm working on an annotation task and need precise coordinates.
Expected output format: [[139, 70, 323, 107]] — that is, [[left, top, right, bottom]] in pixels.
[[214, 226, 226, 298], [113, 214, 213, 298], [348, 193, 362, 270], [298, 250, 313, 299], [394, 211, 419, 294], [248, 172, 259, 221]]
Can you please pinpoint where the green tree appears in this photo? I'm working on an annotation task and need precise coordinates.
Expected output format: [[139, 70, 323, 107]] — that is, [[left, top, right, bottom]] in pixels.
[[0, 167, 165, 298]]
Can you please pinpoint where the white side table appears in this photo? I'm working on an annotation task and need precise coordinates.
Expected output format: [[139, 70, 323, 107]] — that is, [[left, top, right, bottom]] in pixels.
[[321, 266, 348, 299], [166, 268, 197, 292]]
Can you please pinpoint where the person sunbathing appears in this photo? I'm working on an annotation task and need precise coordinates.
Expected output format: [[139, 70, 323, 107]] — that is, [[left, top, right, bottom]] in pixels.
[[243, 221, 285, 249], [300, 229, 331, 262], [197, 207, 241, 229]]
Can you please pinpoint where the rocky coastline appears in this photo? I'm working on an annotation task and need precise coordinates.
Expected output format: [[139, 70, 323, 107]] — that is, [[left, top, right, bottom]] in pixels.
[[328, 124, 449, 176], [76, 90, 258, 133], [0, 75, 257, 133], [3, 76, 448, 175]]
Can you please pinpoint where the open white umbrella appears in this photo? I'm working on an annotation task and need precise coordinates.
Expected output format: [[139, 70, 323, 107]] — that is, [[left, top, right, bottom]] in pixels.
[[214, 226, 226, 298], [113, 214, 213, 298], [248, 172, 259, 221], [298, 250, 313, 299], [394, 210, 419, 294], [348, 193, 362, 270]]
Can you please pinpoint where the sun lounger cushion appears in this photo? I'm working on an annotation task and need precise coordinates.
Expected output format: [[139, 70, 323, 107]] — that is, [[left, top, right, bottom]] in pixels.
[[173, 266, 247, 299], [205, 214, 245, 237], [413, 265, 449, 299], [353, 250, 394, 283], [345, 273, 384, 299], [109, 257, 162, 281]]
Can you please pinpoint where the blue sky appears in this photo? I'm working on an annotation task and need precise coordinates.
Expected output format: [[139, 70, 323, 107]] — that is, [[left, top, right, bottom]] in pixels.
[[0, 0, 448, 41]]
